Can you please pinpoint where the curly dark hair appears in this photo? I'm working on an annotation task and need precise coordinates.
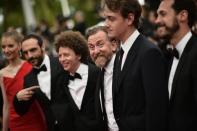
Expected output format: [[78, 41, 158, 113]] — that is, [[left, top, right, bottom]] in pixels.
[[55, 31, 90, 64], [104, 0, 142, 28]]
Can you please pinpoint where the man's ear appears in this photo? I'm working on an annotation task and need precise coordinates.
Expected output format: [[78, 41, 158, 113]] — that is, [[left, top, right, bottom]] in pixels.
[[41, 43, 46, 52], [177, 10, 188, 24], [127, 13, 134, 26], [77, 55, 81, 61], [111, 41, 118, 52]]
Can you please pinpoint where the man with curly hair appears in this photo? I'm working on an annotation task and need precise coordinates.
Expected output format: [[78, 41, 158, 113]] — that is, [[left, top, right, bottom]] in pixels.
[[54, 31, 104, 131]]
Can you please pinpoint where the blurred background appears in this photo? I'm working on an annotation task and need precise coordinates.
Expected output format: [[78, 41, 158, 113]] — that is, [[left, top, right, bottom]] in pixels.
[[0, 0, 163, 57], [0, 0, 160, 36]]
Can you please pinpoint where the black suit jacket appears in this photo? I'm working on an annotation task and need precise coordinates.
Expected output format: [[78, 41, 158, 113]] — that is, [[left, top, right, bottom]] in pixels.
[[13, 56, 66, 131], [61, 63, 102, 131], [111, 34, 169, 131], [95, 68, 111, 131], [168, 35, 197, 131]]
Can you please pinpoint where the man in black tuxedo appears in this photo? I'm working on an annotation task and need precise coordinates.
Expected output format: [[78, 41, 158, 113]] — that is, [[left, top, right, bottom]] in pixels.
[[54, 31, 101, 131], [13, 34, 68, 131], [156, 0, 197, 130], [103, 0, 169, 130]]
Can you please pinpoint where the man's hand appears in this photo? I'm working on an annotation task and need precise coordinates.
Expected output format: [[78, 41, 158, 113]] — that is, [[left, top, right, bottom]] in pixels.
[[16, 86, 39, 101]]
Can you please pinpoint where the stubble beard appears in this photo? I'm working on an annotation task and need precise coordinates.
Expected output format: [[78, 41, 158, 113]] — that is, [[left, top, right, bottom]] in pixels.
[[162, 18, 180, 41]]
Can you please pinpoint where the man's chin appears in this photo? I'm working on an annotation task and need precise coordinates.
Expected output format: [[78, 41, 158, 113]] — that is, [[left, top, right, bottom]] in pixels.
[[95, 56, 108, 68], [108, 32, 115, 39], [29, 61, 38, 67]]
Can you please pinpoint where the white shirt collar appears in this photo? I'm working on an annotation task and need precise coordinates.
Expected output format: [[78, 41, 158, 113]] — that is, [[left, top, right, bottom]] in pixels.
[[121, 30, 140, 53], [37, 54, 51, 99], [76, 63, 88, 76], [104, 54, 116, 74], [176, 31, 192, 57], [39, 54, 50, 70]]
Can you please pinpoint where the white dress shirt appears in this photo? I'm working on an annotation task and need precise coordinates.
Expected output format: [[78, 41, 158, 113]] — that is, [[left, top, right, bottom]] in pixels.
[[121, 30, 140, 70], [37, 54, 51, 99], [68, 63, 88, 109], [104, 54, 119, 131], [168, 31, 192, 98]]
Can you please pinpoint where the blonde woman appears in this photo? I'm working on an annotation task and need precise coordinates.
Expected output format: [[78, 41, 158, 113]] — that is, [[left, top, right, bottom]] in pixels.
[[0, 31, 46, 131]]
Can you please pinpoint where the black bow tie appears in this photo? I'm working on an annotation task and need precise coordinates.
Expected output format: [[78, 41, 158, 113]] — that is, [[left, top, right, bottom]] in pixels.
[[168, 48, 179, 59], [69, 73, 82, 81], [34, 64, 47, 74]]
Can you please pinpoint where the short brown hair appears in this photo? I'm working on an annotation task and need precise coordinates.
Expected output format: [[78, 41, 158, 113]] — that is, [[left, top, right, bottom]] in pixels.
[[55, 31, 90, 64], [86, 26, 119, 43], [86, 26, 108, 39], [22, 34, 43, 47], [104, 0, 142, 28], [171, 0, 197, 28]]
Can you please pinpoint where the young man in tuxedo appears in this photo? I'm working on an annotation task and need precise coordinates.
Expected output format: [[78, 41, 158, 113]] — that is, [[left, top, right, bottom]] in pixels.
[[13, 34, 67, 131], [103, 0, 169, 130], [156, 0, 197, 130]]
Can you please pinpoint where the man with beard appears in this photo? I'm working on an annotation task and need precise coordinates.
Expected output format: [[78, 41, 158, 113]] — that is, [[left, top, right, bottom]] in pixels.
[[103, 0, 169, 130], [13, 34, 67, 131], [87, 26, 118, 131], [155, 0, 197, 130], [87, 26, 118, 68]]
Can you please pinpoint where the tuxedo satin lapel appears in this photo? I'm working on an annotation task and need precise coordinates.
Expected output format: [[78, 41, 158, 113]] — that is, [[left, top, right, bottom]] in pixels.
[[170, 54, 187, 102], [116, 35, 141, 93], [49, 57, 57, 99], [95, 71, 103, 119], [49, 57, 64, 99], [81, 64, 94, 110], [112, 52, 120, 99], [26, 71, 39, 87], [170, 36, 194, 102], [64, 76, 80, 112], [117, 46, 137, 89]]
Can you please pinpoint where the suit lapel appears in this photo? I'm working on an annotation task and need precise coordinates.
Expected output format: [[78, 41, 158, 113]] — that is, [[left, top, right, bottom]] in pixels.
[[80, 63, 95, 110], [170, 35, 195, 102], [114, 35, 142, 94], [49, 57, 64, 100], [64, 72, 80, 112], [25, 70, 39, 87], [49, 57, 56, 99]]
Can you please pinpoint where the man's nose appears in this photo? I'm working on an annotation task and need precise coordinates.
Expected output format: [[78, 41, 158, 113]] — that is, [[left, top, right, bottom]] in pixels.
[[105, 19, 110, 28], [155, 16, 161, 25], [94, 46, 100, 55], [59, 55, 66, 62], [26, 51, 34, 58]]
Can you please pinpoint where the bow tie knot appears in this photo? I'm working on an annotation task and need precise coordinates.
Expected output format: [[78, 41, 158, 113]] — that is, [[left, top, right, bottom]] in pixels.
[[168, 48, 179, 59], [34, 64, 47, 74], [69, 73, 82, 81]]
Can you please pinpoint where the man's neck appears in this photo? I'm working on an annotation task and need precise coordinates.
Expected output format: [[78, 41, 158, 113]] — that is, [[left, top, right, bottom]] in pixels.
[[121, 27, 136, 44], [170, 27, 191, 47]]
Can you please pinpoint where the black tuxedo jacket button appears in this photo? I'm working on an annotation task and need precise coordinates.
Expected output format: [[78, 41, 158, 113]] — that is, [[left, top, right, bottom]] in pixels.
[[54, 120, 58, 125]]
